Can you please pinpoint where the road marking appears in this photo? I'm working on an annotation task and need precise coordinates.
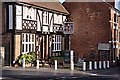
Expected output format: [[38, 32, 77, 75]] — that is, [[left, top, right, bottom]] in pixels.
[[71, 76, 78, 78], [61, 77, 67, 79], [0, 77, 2, 79], [90, 73, 98, 76]]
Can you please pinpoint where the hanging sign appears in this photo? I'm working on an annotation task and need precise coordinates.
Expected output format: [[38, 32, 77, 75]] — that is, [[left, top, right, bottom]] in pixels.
[[63, 22, 74, 34]]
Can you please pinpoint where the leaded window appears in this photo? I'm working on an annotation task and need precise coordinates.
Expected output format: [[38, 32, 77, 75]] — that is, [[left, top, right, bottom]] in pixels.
[[52, 35, 62, 52], [22, 20, 37, 30], [22, 33, 35, 54]]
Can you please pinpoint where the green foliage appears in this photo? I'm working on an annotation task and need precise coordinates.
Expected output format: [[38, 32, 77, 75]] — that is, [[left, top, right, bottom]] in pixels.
[[17, 52, 36, 65]]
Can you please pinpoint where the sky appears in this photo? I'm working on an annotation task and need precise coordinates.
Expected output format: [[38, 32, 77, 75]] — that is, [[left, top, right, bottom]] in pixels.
[[115, 0, 120, 10], [59, 0, 65, 3]]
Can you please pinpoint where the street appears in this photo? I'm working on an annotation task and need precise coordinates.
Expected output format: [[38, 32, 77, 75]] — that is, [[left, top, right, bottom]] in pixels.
[[1, 67, 120, 80]]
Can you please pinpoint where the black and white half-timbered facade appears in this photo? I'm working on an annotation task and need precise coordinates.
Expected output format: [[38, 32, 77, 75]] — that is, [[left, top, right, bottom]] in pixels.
[[1, 1, 74, 66]]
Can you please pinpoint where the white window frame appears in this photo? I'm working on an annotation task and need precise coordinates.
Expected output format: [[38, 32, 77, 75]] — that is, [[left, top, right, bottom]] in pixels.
[[52, 35, 62, 52], [22, 33, 35, 54]]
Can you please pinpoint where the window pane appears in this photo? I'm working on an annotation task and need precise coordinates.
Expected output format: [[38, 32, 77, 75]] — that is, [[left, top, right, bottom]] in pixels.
[[57, 36, 59, 42], [29, 44, 31, 52], [26, 44, 28, 52], [32, 44, 34, 52], [26, 34, 28, 42], [55, 44, 56, 51], [59, 43, 60, 50], [32, 34, 34, 42], [22, 44, 24, 52], [52, 44, 54, 51], [29, 34, 31, 42], [22, 34, 24, 42], [57, 44, 59, 50]]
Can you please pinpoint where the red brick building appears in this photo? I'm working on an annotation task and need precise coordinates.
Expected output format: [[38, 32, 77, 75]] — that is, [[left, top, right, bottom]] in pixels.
[[63, 1, 120, 63]]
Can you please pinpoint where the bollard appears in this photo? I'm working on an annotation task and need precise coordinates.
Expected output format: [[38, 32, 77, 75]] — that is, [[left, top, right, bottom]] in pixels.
[[83, 62, 86, 71], [99, 61, 102, 69], [55, 60, 57, 70], [36, 60, 39, 69], [89, 61, 92, 70], [103, 61, 106, 69], [22, 58, 25, 68], [70, 50, 74, 70], [107, 61, 110, 68], [94, 61, 97, 70]]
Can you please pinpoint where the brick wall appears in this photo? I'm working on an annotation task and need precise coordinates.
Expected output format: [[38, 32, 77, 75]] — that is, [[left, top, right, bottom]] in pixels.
[[63, 2, 112, 60]]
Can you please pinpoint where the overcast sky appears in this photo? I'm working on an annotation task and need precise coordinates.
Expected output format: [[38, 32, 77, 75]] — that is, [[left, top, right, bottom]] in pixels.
[[59, 0, 65, 3], [115, 0, 120, 10]]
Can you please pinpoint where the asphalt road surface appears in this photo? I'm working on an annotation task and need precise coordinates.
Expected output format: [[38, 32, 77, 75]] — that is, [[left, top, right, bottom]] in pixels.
[[2, 67, 120, 80]]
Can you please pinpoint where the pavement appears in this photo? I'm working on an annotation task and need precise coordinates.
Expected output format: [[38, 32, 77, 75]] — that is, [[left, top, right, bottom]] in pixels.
[[1, 66, 120, 80]]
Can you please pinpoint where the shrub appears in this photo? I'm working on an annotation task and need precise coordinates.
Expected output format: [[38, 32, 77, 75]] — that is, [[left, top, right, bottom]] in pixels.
[[17, 52, 36, 66]]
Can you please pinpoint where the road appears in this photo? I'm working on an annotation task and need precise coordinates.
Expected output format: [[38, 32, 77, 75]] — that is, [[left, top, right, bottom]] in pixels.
[[1, 67, 120, 80]]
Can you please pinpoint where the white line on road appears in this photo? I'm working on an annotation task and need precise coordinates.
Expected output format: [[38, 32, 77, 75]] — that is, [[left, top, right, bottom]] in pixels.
[[71, 76, 78, 78], [90, 73, 98, 76]]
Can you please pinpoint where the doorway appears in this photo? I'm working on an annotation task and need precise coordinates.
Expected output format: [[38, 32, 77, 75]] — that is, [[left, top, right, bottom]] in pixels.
[[37, 35, 49, 60], [98, 50, 110, 61], [2, 43, 10, 66]]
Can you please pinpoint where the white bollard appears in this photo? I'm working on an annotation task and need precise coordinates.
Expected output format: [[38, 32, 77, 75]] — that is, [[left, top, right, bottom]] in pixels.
[[22, 58, 25, 68], [36, 60, 39, 69], [55, 60, 57, 70], [107, 61, 110, 68], [70, 50, 74, 70], [94, 61, 97, 70], [99, 61, 102, 69], [83, 62, 86, 71], [89, 61, 92, 70], [103, 61, 106, 69]]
